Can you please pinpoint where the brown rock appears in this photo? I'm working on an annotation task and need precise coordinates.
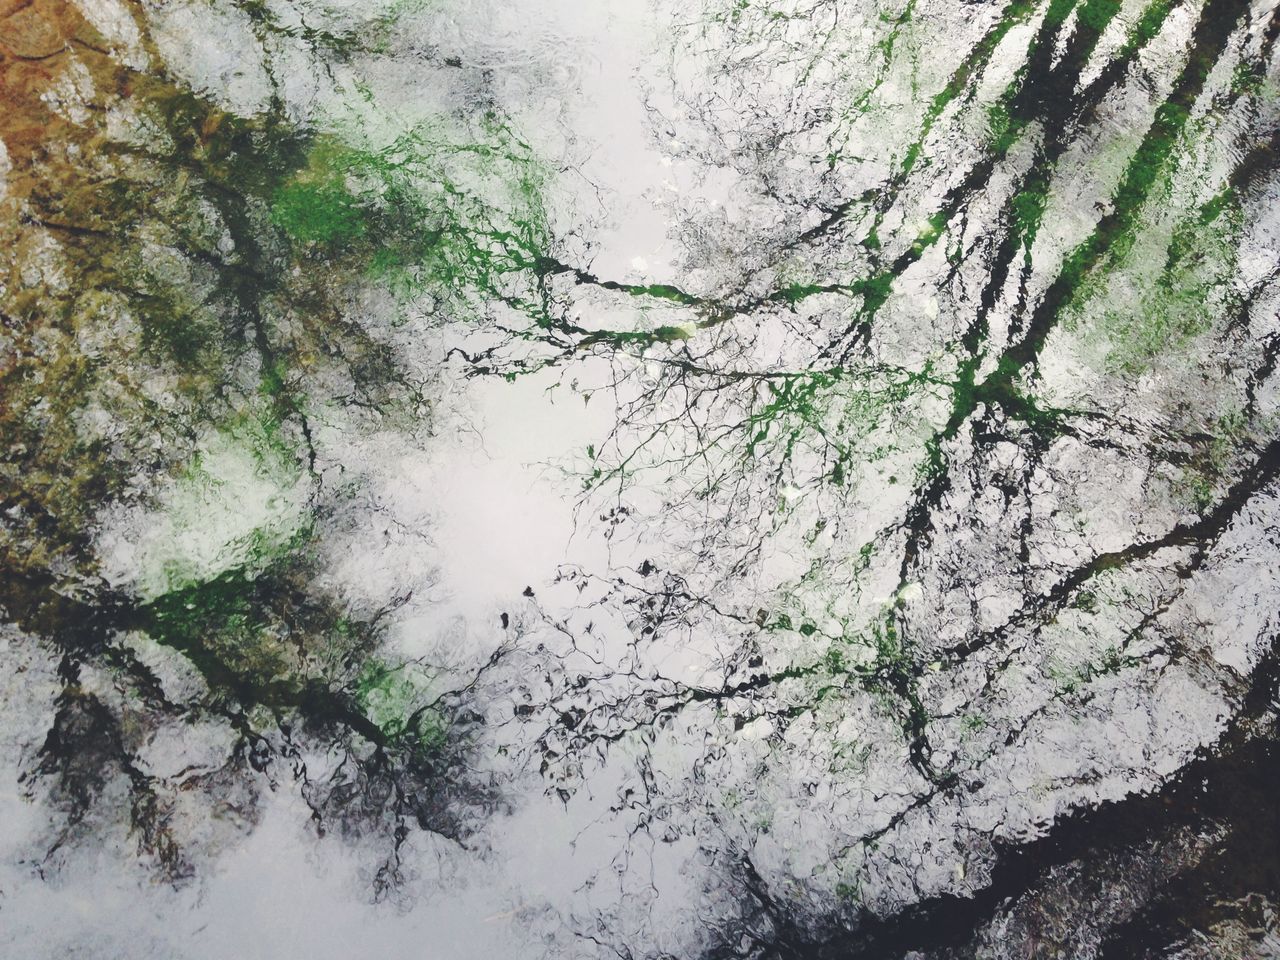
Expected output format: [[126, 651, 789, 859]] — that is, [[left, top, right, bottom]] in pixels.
[[0, 0, 34, 20], [0, 5, 64, 59]]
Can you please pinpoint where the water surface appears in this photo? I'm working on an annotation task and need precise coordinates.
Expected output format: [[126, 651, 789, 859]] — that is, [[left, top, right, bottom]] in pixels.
[[2, 0, 1279, 956]]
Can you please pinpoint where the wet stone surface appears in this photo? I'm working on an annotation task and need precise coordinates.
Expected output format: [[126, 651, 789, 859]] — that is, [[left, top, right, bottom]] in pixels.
[[1, 0, 1279, 957]]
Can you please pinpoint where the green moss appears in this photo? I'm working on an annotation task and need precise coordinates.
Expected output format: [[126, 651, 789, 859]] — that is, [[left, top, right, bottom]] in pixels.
[[126, 411, 310, 600], [355, 660, 446, 749], [263, 113, 553, 326], [1174, 407, 1250, 511], [1129, 0, 1174, 48], [143, 566, 296, 692], [835, 880, 861, 903], [1097, 190, 1242, 373], [1052, 643, 1135, 696], [986, 102, 1023, 155], [272, 177, 367, 246], [1010, 186, 1048, 244], [1075, 0, 1122, 33]]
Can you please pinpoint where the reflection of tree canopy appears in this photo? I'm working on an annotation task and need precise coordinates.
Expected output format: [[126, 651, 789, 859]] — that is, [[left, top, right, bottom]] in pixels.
[[500, 0, 1280, 951], [2, 0, 548, 888], [3, 0, 1280, 955]]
